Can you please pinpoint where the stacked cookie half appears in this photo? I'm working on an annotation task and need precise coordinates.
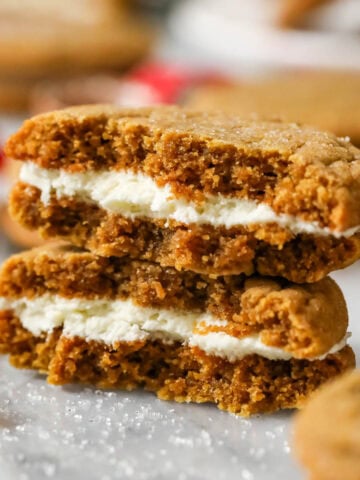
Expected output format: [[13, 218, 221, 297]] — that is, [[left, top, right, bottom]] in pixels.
[[0, 106, 358, 415]]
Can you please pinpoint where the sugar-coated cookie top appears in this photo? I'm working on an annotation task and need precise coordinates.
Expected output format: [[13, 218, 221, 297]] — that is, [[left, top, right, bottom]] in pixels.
[[6, 104, 360, 166], [5, 105, 360, 230]]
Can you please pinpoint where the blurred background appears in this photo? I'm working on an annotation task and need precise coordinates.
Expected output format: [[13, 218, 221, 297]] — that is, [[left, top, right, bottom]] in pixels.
[[0, 0, 359, 249]]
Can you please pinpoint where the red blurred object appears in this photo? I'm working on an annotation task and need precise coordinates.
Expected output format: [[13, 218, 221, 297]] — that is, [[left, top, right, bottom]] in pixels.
[[125, 62, 229, 104]]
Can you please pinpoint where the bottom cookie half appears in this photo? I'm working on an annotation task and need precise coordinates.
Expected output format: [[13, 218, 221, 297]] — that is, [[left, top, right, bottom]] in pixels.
[[0, 313, 354, 416]]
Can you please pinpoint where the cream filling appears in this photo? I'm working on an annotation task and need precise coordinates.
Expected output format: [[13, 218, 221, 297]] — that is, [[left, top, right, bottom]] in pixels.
[[0, 295, 349, 362], [20, 162, 359, 238]]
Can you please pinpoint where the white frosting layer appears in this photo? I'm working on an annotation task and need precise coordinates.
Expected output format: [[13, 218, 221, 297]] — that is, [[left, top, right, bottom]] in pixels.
[[20, 162, 359, 238], [0, 295, 348, 362]]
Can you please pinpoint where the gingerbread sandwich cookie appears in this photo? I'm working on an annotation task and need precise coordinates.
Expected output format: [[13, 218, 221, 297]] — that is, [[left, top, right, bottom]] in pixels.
[[5, 105, 360, 282], [0, 243, 354, 416]]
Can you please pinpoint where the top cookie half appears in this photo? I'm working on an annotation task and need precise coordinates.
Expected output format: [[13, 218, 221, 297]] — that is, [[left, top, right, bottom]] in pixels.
[[6, 105, 360, 281]]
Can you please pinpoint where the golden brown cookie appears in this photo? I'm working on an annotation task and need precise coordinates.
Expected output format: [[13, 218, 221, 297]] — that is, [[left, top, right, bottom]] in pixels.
[[6, 105, 360, 282], [0, 0, 152, 79], [186, 72, 360, 147], [279, 0, 335, 28], [0, 243, 355, 416], [0, 1, 153, 111], [0, 18, 152, 79], [293, 370, 360, 480]]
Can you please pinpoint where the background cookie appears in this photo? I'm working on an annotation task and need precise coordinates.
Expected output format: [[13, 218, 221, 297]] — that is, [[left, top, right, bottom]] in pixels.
[[6, 105, 360, 282], [0, 0, 153, 112], [293, 370, 360, 480], [279, 0, 335, 28], [186, 71, 360, 146], [0, 18, 153, 79]]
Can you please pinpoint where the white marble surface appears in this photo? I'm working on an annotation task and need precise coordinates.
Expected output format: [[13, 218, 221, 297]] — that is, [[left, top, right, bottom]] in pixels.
[[0, 349, 297, 480], [0, 117, 359, 480]]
